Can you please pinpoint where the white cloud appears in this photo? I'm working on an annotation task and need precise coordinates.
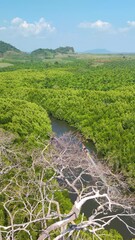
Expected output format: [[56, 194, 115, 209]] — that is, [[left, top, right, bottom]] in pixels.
[[0, 17, 55, 37], [79, 19, 135, 34], [78, 20, 111, 31], [11, 17, 55, 36]]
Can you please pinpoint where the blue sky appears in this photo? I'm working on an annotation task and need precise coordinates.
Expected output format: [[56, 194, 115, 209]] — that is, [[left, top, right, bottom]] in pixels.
[[0, 0, 135, 52]]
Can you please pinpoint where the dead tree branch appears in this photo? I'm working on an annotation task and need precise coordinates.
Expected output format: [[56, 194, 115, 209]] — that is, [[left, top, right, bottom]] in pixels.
[[0, 132, 135, 240]]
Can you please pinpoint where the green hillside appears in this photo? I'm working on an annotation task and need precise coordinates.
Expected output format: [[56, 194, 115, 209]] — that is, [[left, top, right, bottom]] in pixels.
[[31, 46, 75, 59], [0, 41, 21, 55], [0, 41, 75, 61]]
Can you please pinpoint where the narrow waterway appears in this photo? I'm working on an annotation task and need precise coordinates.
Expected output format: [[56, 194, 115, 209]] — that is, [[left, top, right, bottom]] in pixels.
[[51, 116, 135, 240]]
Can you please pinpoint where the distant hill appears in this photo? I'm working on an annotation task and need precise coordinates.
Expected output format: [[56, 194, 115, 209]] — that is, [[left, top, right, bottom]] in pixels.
[[31, 46, 75, 59], [0, 41, 21, 56], [55, 46, 75, 54], [0, 41, 75, 60], [84, 49, 111, 54], [31, 48, 55, 59]]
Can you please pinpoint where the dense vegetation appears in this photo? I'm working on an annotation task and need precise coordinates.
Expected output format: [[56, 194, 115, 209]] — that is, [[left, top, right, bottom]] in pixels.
[[0, 98, 51, 148], [0, 49, 135, 239], [0, 57, 134, 188]]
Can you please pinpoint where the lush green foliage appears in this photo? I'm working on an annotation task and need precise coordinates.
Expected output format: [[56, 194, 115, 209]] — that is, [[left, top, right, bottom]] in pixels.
[[0, 57, 134, 188], [0, 54, 135, 239], [0, 98, 52, 148]]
